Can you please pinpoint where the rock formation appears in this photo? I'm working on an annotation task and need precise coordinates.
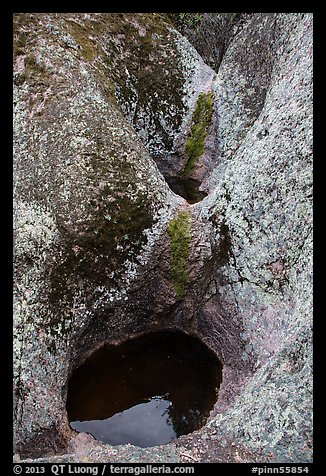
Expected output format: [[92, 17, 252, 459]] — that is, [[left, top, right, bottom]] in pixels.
[[13, 13, 313, 463]]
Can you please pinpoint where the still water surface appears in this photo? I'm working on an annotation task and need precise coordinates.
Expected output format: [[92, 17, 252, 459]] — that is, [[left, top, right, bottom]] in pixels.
[[67, 331, 222, 447]]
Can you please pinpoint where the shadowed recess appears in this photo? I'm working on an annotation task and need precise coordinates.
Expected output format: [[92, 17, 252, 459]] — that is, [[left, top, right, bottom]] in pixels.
[[66, 330, 223, 447], [166, 176, 208, 204]]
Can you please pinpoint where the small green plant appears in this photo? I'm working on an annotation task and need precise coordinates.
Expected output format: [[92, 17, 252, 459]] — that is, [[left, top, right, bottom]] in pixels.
[[168, 211, 191, 298], [179, 13, 203, 30], [184, 91, 214, 175]]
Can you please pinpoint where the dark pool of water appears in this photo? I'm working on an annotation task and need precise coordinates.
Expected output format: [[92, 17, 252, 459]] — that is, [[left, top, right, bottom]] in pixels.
[[165, 177, 208, 204], [66, 330, 222, 447]]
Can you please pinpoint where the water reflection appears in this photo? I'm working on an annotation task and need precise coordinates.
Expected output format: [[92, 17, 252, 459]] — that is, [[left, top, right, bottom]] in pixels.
[[71, 397, 175, 447], [67, 331, 222, 447]]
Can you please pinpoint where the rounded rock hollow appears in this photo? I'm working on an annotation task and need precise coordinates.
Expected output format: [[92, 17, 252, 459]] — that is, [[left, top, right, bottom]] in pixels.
[[66, 330, 223, 447]]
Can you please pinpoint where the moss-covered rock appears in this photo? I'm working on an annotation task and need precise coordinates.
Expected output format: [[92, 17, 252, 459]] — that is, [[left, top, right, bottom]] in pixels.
[[184, 91, 214, 175], [13, 12, 186, 457], [168, 211, 192, 298]]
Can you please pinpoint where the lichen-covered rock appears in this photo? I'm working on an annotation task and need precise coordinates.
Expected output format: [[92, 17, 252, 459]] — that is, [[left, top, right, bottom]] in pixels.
[[13, 12, 185, 457], [193, 12, 313, 462], [14, 12, 312, 464], [167, 13, 241, 72]]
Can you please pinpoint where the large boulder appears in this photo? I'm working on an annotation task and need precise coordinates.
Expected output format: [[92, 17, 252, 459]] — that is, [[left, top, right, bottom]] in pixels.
[[189, 13, 313, 462], [13, 12, 312, 463]]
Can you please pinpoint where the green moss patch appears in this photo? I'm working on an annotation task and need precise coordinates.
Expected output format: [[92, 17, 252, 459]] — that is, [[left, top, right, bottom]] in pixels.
[[48, 154, 154, 312], [13, 14, 32, 56], [184, 91, 214, 175], [166, 13, 204, 30], [168, 211, 191, 298], [64, 19, 104, 62]]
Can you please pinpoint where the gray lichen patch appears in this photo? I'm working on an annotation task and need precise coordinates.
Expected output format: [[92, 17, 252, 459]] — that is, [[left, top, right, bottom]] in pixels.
[[207, 321, 312, 463], [48, 168, 154, 309], [55, 13, 189, 156]]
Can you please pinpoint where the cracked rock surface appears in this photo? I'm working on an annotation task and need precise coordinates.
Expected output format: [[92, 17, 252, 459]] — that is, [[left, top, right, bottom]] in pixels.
[[13, 13, 312, 463]]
